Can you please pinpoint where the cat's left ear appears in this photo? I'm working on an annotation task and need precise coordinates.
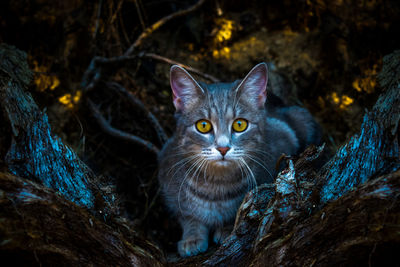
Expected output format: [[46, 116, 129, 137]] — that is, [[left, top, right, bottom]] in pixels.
[[236, 63, 268, 108]]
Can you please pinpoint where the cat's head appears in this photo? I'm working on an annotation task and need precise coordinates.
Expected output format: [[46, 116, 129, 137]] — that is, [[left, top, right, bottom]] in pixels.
[[169, 63, 268, 169]]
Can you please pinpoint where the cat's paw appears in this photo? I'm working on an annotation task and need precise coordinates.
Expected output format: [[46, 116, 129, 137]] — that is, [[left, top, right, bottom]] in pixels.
[[213, 226, 232, 244], [178, 237, 208, 257]]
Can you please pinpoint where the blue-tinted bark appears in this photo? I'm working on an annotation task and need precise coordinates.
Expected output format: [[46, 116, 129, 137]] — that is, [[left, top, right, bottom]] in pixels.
[[0, 44, 107, 212], [6, 110, 97, 209], [319, 52, 400, 204]]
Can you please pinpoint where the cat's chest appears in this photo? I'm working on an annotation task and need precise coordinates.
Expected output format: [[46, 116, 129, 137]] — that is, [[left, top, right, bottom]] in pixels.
[[187, 175, 248, 199], [185, 188, 244, 226], [183, 176, 248, 226]]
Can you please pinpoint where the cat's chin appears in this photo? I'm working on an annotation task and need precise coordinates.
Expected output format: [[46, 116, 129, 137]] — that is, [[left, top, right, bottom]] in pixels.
[[211, 159, 232, 168]]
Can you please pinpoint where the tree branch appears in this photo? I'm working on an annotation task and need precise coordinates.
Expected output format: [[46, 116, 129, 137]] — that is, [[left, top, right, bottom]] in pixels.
[[142, 52, 220, 83], [88, 99, 160, 155], [107, 81, 168, 144], [124, 0, 206, 56]]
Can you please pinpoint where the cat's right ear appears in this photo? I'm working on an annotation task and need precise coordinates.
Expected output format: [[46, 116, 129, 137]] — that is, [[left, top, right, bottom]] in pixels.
[[170, 65, 205, 112], [235, 63, 268, 108]]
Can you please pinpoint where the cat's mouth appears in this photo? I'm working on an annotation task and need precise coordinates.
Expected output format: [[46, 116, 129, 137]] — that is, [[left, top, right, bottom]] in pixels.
[[211, 158, 232, 167]]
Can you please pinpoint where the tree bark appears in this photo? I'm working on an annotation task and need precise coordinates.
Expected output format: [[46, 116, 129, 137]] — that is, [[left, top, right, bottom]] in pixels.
[[250, 169, 400, 266], [0, 172, 164, 266], [0, 44, 165, 265], [0, 44, 110, 213]]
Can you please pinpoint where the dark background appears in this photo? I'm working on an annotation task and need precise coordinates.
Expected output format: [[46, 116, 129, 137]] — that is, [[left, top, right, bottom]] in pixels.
[[1, 0, 399, 259]]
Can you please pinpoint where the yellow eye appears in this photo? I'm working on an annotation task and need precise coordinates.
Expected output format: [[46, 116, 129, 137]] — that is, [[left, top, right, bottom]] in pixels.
[[232, 118, 248, 132], [196, 119, 213, 133]]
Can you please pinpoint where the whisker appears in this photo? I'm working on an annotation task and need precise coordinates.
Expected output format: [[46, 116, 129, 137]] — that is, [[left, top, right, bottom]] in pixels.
[[177, 157, 204, 215], [240, 158, 257, 191], [167, 154, 198, 176], [202, 160, 209, 184], [251, 149, 273, 159], [237, 159, 251, 192], [188, 158, 207, 218], [166, 155, 199, 190], [243, 154, 273, 180]]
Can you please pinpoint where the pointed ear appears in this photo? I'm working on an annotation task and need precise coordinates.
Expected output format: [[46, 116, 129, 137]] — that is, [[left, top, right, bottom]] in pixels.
[[170, 65, 205, 112], [236, 63, 268, 108]]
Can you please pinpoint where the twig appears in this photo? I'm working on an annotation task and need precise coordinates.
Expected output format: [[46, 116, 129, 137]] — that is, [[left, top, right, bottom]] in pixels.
[[141, 52, 220, 83], [93, 0, 103, 39], [124, 0, 206, 56], [110, 0, 124, 24], [81, 55, 138, 91], [119, 9, 131, 45], [88, 99, 160, 155], [134, 0, 146, 31], [106, 81, 168, 144], [139, 187, 160, 223], [82, 0, 208, 91]]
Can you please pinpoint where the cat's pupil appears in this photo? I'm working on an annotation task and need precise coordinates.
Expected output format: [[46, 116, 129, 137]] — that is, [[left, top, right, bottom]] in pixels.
[[202, 122, 207, 128], [237, 121, 242, 127]]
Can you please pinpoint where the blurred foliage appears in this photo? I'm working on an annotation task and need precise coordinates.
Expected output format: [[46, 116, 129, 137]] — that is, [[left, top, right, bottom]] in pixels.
[[59, 90, 82, 109], [31, 59, 60, 92], [352, 62, 380, 94]]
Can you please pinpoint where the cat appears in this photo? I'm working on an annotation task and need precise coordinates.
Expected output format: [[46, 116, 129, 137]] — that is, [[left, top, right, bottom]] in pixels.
[[157, 63, 321, 257]]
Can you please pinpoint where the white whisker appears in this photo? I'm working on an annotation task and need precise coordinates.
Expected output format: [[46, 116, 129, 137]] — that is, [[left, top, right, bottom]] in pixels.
[[243, 154, 273, 180], [239, 158, 257, 191], [166, 155, 199, 190], [177, 157, 204, 215]]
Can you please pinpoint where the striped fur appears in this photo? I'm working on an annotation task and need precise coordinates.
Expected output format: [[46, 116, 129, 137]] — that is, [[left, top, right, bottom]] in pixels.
[[158, 63, 321, 257]]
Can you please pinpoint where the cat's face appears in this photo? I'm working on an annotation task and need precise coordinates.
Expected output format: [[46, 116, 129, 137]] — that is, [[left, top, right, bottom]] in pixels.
[[170, 63, 268, 170]]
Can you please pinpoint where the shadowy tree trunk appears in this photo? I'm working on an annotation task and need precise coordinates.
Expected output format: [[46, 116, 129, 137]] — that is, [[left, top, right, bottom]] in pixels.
[[0, 44, 164, 266]]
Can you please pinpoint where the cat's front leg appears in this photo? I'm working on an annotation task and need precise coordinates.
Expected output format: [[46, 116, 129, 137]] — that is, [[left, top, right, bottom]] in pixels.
[[178, 217, 209, 257]]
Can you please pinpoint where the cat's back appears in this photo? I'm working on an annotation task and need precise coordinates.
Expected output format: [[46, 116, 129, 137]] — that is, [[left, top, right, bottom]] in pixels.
[[267, 104, 322, 154], [266, 100, 322, 155]]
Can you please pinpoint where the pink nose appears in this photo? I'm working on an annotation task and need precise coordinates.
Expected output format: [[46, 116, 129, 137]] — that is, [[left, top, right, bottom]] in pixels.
[[216, 146, 230, 156]]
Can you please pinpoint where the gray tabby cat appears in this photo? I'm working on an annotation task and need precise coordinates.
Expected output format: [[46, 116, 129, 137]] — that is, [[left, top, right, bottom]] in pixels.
[[158, 63, 321, 257]]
